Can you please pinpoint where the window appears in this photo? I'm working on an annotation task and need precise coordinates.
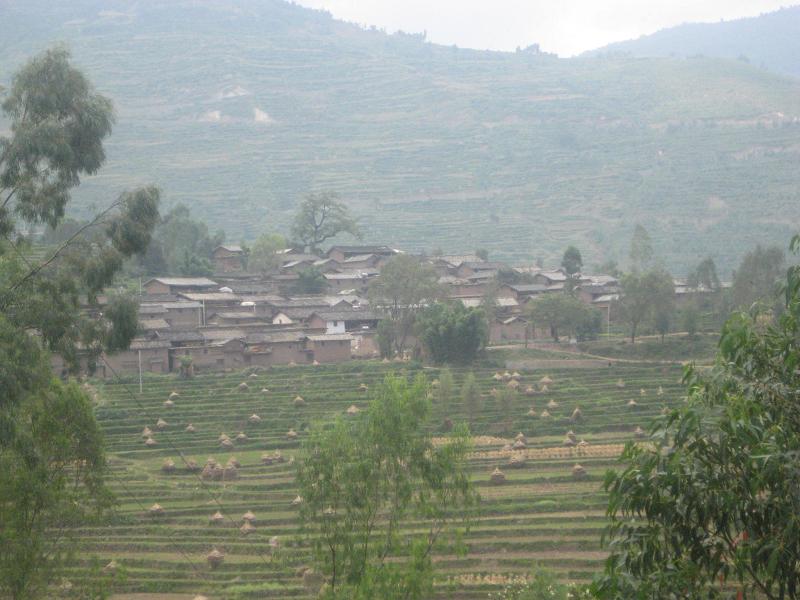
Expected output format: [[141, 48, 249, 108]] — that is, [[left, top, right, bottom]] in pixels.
[[332, 321, 338, 327]]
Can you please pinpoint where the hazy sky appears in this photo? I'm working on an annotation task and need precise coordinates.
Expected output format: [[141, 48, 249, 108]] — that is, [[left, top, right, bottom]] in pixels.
[[295, 0, 795, 56]]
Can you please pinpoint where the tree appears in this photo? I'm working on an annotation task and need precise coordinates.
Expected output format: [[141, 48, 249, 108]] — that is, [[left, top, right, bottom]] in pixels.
[[461, 372, 480, 427], [629, 224, 654, 271], [596, 235, 800, 599], [248, 232, 286, 274], [290, 191, 360, 253], [561, 245, 583, 276], [496, 386, 516, 433], [436, 367, 455, 418], [527, 293, 602, 342], [687, 256, 721, 292], [416, 302, 488, 365], [0, 47, 158, 597], [731, 244, 785, 311], [617, 269, 674, 343], [296, 375, 478, 599], [294, 267, 327, 295], [475, 248, 489, 261], [136, 204, 222, 276], [368, 255, 441, 355]]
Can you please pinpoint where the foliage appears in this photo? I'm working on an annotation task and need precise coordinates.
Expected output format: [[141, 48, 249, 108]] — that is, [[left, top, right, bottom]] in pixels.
[[136, 204, 222, 276], [617, 268, 674, 343], [595, 235, 800, 599], [290, 191, 360, 253], [495, 386, 516, 432], [296, 374, 478, 599], [248, 232, 286, 274], [561, 246, 583, 276], [681, 305, 699, 337], [460, 371, 480, 426], [527, 293, 602, 342], [495, 268, 535, 286], [417, 302, 488, 365], [687, 256, 721, 291], [475, 248, 489, 261], [490, 566, 592, 600], [731, 244, 785, 310], [369, 254, 441, 354], [293, 267, 327, 294], [436, 367, 455, 417], [0, 47, 156, 598]]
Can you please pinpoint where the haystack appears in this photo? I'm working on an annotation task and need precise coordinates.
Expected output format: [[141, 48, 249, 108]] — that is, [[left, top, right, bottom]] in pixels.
[[566, 430, 577, 443], [430, 379, 440, 388], [661, 406, 670, 416], [640, 388, 647, 397], [358, 383, 368, 392], [524, 386, 537, 397], [240, 521, 256, 535], [218, 433, 230, 442], [540, 384, 550, 394], [508, 454, 526, 469], [201, 463, 223, 481], [512, 439, 526, 450], [539, 375, 553, 385], [288, 360, 297, 367], [156, 418, 168, 430], [242, 510, 256, 523], [540, 409, 551, 418], [291, 495, 303, 507], [502, 371, 512, 382], [261, 453, 276, 465], [634, 426, 646, 438], [169, 391, 180, 400], [526, 407, 537, 417], [507, 379, 520, 390], [161, 459, 176, 474], [148, 503, 165, 516], [291, 395, 305, 408], [209, 511, 224, 524], [382, 357, 391, 363], [261, 388, 270, 394], [269, 535, 280, 548], [490, 467, 506, 485], [185, 423, 196, 433], [238, 382, 249, 391], [515, 432, 527, 443], [206, 548, 224, 568], [570, 407, 583, 421], [227, 457, 241, 468], [249, 372, 259, 379], [312, 360, 320, 366], [145, 437, 157, 447], [616, 379, 626, 389], [223, 463, 238, 480], [346, 404, 360, 416], [546, 399, 559, 409], [572, 464, 588, 479], [657, 386, 664, 396], [186, 459, 200, 472], [563, 436, 576, 447], [142, 426, 153, 437], [286, 429, 299, 440], [627, 398, 638, 408], [489, 388, 498, 397], [577, 439, 589, 449], [220, 438, 234, 450], [493, 372, 503, 381], [511, 371, 522, 381], [104, 560, 118, 573], [248, 413, 262, 424], [501, 443, 513, 452], [235, 432, 248, 442], [163, 399, 174, 408]]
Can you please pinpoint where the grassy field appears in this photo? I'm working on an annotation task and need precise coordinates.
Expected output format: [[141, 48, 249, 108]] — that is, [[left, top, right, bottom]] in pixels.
[[71, 356, 690, 599]]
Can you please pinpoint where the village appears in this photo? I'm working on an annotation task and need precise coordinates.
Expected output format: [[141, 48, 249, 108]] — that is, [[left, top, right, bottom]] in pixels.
[[60, 242, 713, 378]]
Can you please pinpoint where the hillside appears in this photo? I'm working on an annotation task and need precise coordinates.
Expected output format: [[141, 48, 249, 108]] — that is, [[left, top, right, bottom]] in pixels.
[[2, 0, 800, 273], [589, 6, 800, 78]]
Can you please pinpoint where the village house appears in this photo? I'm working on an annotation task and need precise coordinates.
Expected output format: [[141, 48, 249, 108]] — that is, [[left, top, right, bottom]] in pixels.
[[497, 283, 549, 304], [211, 245, 246, 273], [324, 270, 379, 293], [455, 261, 507, 279], [143, 277, 218, 296], [307, 309, 381, 334], [326, 245, 397, 263]]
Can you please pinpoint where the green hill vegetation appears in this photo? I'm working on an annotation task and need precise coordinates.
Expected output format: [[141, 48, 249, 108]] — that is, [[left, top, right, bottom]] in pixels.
[[3, 0, 800, 273], [74, 358, 686, 598]]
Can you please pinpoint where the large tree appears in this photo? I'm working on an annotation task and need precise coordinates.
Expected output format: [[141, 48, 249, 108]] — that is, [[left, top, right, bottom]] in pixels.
[[527, 293, 601, 342], [296, 375, 477, 599], [596, 236, 800, 599], [731, 244, 785, 311], [290, 191, 360, 253], [248, 232, 286, 274], [368, 254, 441, 355], [629, 224, 654, 272], [416, 301, 487, 364], [617, 268, 674, 343], [561, 245, 583, 276], [0, 47, 158, 597]]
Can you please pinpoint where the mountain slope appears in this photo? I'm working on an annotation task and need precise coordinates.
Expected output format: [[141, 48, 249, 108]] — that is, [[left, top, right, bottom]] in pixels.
[[589, 6, 800, 78], [2, 0, 800, 273]]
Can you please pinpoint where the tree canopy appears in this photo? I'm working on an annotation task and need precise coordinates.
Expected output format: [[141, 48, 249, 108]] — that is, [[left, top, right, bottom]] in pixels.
[[597, 235, 800, 599], [617, 268, 674, 342], [561, 245, 583, 276], [527, 293, 602, 342], [290, 191, 360, 253], [416, 301, 487, 364]]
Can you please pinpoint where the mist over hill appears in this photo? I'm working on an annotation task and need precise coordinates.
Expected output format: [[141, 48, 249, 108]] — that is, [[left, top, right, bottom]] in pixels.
[[2, 0, 800, 274], [589, 6, 800, 78]]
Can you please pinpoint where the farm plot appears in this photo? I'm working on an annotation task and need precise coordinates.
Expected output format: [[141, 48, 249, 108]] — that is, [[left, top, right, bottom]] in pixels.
[[72, 360, 686, 598]]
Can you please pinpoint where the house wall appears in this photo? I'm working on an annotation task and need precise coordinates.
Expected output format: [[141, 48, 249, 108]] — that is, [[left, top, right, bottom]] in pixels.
[[351, 331, 379, 358], [104, 347, 170, 374], [311, 338, 351, 363], [326, 319, 346, 334], [489, 321, 528, 344], [164, 306, 202, 328], [144, 280, 171, 295]]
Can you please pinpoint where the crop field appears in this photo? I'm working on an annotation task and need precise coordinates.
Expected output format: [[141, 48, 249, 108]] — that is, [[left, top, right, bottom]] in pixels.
[[71, 358, 689, 599]]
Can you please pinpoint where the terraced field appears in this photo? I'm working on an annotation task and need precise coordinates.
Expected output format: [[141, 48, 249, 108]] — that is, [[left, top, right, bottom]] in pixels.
[[72, 359, 687, 598]]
